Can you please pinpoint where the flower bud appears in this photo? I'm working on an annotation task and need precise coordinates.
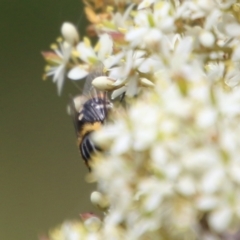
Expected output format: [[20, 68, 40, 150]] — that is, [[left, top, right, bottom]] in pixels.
[[80, 213, 102, 232], [199, 31, 215, 48], [92, 76, 123, 91], [61, 22, 79, 45], [140, 78, 155, 88], [90, 191, 109, 210]]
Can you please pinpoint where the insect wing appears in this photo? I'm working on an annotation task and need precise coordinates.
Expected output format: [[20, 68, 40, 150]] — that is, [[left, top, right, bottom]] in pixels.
[[68, 96, 80, 137], [68, 95, 87, 136], [83, 62, 105, 96], [81, 62, 110, 123]]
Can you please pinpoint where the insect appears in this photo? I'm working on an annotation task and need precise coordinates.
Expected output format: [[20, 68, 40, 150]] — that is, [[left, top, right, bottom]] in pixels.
[[69, 63, 112, 171]]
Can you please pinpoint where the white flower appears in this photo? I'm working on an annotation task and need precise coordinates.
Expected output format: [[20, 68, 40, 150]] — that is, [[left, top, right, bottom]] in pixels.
[[110, 50, 160, 98], [126, 2, 174, 48], [43, 0, 240, 238], [67, 34, 113, 80], [43, 41, 71, 94], [176, 1, 206, 20]]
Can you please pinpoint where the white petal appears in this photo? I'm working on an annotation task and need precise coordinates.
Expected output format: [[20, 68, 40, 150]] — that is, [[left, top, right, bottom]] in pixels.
[[200, 168, 225, 194], [176, 176, 196, 196], [168, 34, 181, 50], [67, 66, 89, 80], [111, 86, 127, 99], [122, 3, 135, 22], [151, 145, 167, 165], [54, 65, 65, 95], [53, 64, 65, 82], [133, 50, 145, 59], [104, 52, 125, 69], [61, 42, 72, 62], [229, 164, 240, 183], [77, 42, 97, 63], [46, 66, 58, 77], [138, 58, 160, 73], [126, 76, 138, 97], [219, 0, 237, 10], [159, 17, 175, 33], [112, 133, 131, 154], [98, 34, 113, 60], [196, 196, 218, 211], [225, 23, 240, 37], [165, 164, 181, 180], [174, 36, 193, 63], [125, 28, 148, 46], [196, 107, 216, 128], [204, 9, 221, 30], [123, 50, 133, 77], [144, 28, 162, 46], [108, 66, 123, 79], [232, 45, 240, 61], [138, 0, 155, 10], [208, 208, 232, 233]]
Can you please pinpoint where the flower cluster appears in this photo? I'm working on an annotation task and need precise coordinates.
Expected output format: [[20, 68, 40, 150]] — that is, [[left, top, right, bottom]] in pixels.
[[42, 0, 240, 239]]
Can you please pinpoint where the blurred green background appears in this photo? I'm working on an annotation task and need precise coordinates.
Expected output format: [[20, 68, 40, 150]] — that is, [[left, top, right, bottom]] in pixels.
[[0, 1, 95, 239]]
